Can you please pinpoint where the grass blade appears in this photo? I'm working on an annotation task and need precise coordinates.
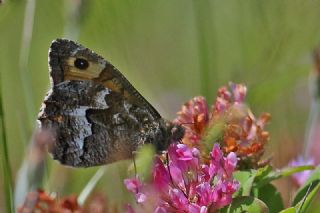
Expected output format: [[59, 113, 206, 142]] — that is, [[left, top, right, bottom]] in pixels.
[[0, 76, 14, 213], [77, 167, 105, 205]]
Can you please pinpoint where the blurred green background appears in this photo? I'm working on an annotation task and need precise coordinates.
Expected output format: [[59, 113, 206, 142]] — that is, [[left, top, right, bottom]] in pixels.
[[1, 0, 320, 212]]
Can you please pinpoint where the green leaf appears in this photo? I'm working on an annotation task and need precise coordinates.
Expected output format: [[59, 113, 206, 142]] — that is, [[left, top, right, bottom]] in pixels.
[[255, 165, 273, 180], [242, 174, 256, 196], [78, 167, 105, 205], [233, 171, 252, 196], [279, 165, 315, 177], [279, 207, 296, 213], [233, 171, 252, 185], [292, 166, 320, 206], [220, 196, 269, 213], [294, 181, 320, 213], [0, 77, 14, 213], [253, 183, 284, 213], [255, 165, 314, 188]]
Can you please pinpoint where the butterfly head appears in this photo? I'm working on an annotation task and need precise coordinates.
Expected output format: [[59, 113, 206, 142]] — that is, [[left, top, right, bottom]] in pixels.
[[155, 121, 185, 151], [49, 39, 107, 85], [168, 123, 185, 142]]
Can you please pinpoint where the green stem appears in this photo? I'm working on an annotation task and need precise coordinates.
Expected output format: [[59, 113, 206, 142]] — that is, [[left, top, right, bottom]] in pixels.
[[0, 77, 14, 213], [193, 1, 213, 98]]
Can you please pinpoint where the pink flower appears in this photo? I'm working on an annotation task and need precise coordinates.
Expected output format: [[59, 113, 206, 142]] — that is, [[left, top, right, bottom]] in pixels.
[[288, 156, 315, 186], [175, 82, 270, 169], [196, 182, 212, 206], [224, 152, 238, 178], [153, 158, 170, 191], [124, 178, 146, 203], [175, 143, 194, 160], [188, 204, 208, 213], [213, 83, 246, 115], [125, 143, 239, 212], [230, 82, 247, 104], [154, 206, 168, 213], [124, 178, 142, 194], [169, 188, 189, 210], [209, 144, 237, 179]]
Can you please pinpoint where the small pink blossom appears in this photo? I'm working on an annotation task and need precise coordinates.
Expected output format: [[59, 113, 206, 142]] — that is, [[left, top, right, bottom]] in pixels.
[[124, 178, 147, 204], [213, 83, 246, 115], [224, 152, 238, 177], [154, 206, 168, 213], [188, 204, 208, 213], [135, 192, 146, 203], [288, 156, 315, 186], [175, 143, 194, 160], [124, 178, 142, 194], [230, 82, 247, 104], [153, 157, 170, 191], [169, 188, 189, 210]]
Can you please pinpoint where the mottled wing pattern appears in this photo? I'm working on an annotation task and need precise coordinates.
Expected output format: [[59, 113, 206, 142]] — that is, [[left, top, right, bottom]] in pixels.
[[48, 39, 161, 119], [39, 81, 165, 167], [38, 39, 184, 167]]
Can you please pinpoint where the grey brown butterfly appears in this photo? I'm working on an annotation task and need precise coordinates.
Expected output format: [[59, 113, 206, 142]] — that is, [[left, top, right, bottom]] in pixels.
[[38, 39, 184, 167]]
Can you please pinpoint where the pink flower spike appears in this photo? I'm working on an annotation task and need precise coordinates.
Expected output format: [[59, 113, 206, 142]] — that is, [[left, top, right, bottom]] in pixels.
[[196, 182, 212, 206], [224, 180, 239, 194], [200, 164, 211, 182], [168, 163, 186, 191], [124, 135, 239, 212], [153, 157, 170, 190], [217, 86, 232, 101], [124, 178, 142, 193], [154, 206, 168, 213], [214, 97, 229, 113], [200, 206, 208, 213], [176, 144, 194, 161], [135, 192, 147, 203], [229, 82, 247, 104], [169, 188, 189, 210], [209, 144, 224, 177], [211, 144, 223, 161], [224, 152, 238, 177], [188, 203, 208, 213]]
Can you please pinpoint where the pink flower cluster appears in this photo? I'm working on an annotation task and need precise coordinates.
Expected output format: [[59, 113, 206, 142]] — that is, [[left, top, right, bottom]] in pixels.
[[213, 83, 247, 114], [124, 143, 239, 212], [289, 156, 316, 186], [174, 83, 248, 146], [174, 83, 270, 169]]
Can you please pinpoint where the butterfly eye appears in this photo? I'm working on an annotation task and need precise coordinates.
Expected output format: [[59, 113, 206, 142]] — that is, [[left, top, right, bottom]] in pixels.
[[74, 58, 89, 70]]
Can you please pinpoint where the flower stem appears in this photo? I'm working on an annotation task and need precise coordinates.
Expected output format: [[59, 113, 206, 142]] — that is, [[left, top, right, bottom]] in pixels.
[[0, 76, 14, 213]]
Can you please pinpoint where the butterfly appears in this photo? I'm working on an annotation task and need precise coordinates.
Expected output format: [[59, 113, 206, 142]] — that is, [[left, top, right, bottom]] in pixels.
[[38, 39, 184, 167]]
